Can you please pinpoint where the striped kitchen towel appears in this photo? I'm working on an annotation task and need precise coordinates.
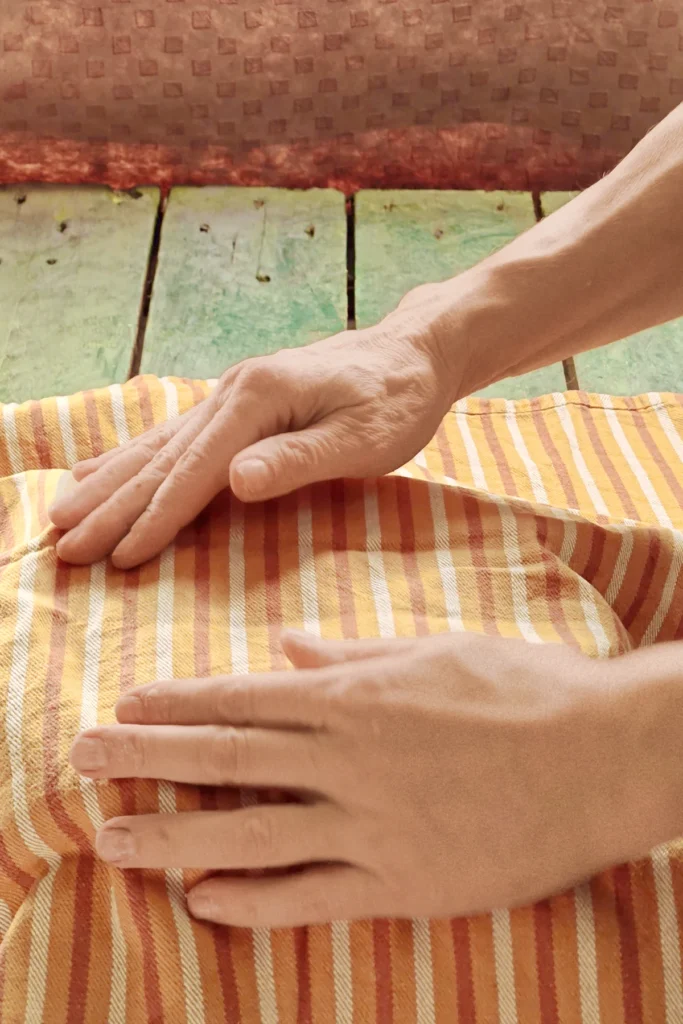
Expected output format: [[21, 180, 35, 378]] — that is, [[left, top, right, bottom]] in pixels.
[[1, 376, 683, 1023]]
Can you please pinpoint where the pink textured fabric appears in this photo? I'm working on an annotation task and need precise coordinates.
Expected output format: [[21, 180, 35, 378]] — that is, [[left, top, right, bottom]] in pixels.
[[1, 0, 682, 191]]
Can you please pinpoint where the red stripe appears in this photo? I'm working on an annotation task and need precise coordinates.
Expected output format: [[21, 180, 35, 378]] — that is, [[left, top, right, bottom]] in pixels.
[[613, 864, 644, 1024], [450, 918, 476, 1022], [581, 521, 606, 588], [578, 406, 639, 520], [535, 519, 576, 646], [534, 900, 559, 1024], [295, 925, 313, 1024], [132, 377, 155, 433], [530, 399, 579, 509], [621, 530, 661, 634], [480, 415, 518, 497], [30, 401, 51, 468], [373, 919, 393, 1024], [0, 833, 34, 892], [66, 856, 94, 1024]]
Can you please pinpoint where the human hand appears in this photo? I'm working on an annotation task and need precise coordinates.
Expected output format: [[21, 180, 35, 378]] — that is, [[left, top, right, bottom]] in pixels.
[[49, 317, 453, 568], [69, 630, 639, 928]]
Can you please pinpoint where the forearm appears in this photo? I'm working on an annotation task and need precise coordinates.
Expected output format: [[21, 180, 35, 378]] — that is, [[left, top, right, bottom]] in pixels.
[[598, 641, 683, 860], [395, 102, 683, 400]]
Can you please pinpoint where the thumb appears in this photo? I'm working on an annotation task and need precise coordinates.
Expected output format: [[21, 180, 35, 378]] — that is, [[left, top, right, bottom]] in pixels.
[[281, 630, 417, 669], [229, 423, 361, 503]]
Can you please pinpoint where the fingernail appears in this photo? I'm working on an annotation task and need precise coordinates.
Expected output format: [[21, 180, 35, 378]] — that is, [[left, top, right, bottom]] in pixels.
[[116, 695, 142, 722], [71, 737, 107, 772], [97, 828, 135, 863], [234, 459, 269, 493], [189, 891, 217, 920]]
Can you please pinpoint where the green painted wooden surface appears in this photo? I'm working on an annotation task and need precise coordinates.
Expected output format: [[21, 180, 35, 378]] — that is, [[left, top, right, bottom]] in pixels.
[[0, 185, 159, 403], [542, 191, 683, 394], [354, 190, 567, 399], [142, 187, 347, 379]]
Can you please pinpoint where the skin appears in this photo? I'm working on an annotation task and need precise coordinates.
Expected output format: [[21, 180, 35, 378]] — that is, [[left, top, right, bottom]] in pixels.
[[65, 102, 683, 926]]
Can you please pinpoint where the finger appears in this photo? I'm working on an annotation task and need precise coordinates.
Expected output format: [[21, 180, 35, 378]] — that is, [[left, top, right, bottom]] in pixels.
[[69, 405, 198, 483], [188, 864, 379, 928], [281, 630, 418, 669], [110, 387, 281, 569], [70, 723, 326, 790], [55, 398, 217, 564], [230, 421, 363, 503], [115, 672, 333, 730], [95, 804, 344, 870]]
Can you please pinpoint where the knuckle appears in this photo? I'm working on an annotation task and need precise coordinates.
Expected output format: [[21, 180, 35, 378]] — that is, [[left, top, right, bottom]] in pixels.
[[120, 730, 149, 773], [204, 727, 248, 784], [239, 812, 276, 867]]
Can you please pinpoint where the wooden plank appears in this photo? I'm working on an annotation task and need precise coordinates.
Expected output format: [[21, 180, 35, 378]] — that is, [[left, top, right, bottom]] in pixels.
[[141, 187, 347, 379], [542, 191, 683, 394], [0, 185, 159, 403], [354, 190, 567, 400]]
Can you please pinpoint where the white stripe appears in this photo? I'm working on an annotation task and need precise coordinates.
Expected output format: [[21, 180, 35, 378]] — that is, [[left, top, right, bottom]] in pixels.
[[2, 404, 23, 474], [642, 537, 683, 646], [505, 400, 548, 504], [78, 561, 128, 1022], [552, 395, 609, 517], [363, 485, 396, 639], [425, 482, 463, 632], [6, 546, 56, 861], [5, 511, 61, 1024], [228, 502, 279, 1024], [0, 899, 11, 938], [108, 889, 128, 1024], [363, 483, 437, 1021], [297, 491, 354, 1024], [56, 396, 78, 467], [601, 395, 672, 528], [491, 908, 518, 1024], [604, 524, 635, 608], [161, 379, 180, 420], [651, 844, 683, 1023], [109, 384, 131, 445], [574, 883, 601, 1024], [297, 495, 321, 639], [648, 394, 683, 465], [157, 545, 207, 1024], [412, 919, 436, 1024], [24, 864, 59, 1024], [455, 409, 487, 490]]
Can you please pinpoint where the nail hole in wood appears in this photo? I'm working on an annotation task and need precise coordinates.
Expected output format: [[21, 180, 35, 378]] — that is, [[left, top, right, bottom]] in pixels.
[[46, 258, 57, 265], [254, 199, 265, 209], [496, 202, 505, 211], [434, 228, 443, 239], [16, 195, 26, 205], [58, 221, 68, 233], [256, 273, 271, 283], [305, 225, 315, 238], [199, 223, 210, 232]]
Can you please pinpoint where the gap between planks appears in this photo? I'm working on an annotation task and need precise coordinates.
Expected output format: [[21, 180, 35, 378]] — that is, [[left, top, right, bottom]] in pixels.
[[129, 188, 579, 391]]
